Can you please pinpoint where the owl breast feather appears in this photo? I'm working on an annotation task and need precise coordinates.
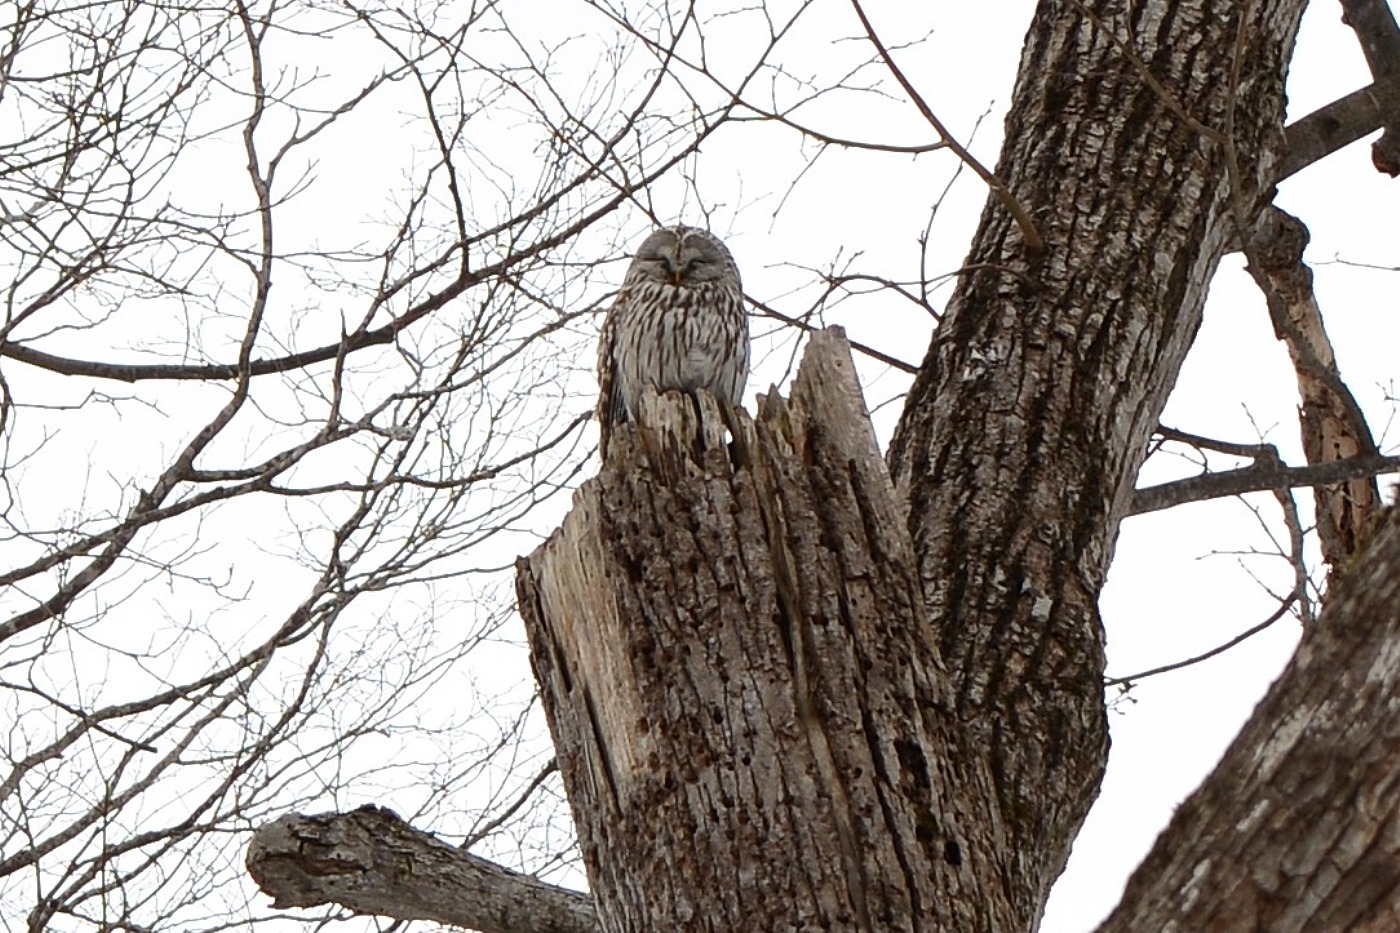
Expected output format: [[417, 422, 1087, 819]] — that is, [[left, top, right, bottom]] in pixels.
[[625, 281, 747, 405]]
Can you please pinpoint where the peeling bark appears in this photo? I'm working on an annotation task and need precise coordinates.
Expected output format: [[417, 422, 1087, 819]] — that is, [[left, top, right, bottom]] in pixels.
[[1249, 206, 1382, 573]]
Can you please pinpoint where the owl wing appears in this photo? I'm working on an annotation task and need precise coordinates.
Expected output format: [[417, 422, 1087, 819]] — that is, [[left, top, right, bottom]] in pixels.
[[596, 293, 628, 457]]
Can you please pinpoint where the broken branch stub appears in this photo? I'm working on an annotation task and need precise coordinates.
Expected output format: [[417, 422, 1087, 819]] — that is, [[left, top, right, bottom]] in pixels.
[[244, 805, 597, 933]]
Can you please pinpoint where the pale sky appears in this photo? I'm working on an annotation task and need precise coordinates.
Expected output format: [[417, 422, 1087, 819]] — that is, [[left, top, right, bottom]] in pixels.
[[2, 2, 1396, 930]]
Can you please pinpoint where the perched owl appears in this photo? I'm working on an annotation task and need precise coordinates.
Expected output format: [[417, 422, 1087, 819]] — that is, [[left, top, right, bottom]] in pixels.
[[597, 225, 749, 457]]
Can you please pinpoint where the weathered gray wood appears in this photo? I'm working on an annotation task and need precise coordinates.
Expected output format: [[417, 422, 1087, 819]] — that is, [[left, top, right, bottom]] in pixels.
[[516, 328, 1006, 931], [245, 806, 596, 933], [1249, 206, 1382, 573]]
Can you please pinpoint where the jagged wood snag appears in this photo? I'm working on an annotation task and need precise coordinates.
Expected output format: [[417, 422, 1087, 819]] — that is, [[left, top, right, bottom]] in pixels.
[[1249, 205, 1382, 573], [516, 329, 1009, 931], [244, 806, 597, 933]]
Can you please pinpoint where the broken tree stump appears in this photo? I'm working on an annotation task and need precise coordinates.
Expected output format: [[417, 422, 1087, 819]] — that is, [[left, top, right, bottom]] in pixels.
[[515, 327, 1002, 932]]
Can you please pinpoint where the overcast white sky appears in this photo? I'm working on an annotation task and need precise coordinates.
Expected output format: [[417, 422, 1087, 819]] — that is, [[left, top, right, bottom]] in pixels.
[[3, 1, 1398, 930]]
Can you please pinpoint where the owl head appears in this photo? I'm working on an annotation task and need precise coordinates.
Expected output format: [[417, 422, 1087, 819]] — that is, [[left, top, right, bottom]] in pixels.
[[624, 225, 740, 290]]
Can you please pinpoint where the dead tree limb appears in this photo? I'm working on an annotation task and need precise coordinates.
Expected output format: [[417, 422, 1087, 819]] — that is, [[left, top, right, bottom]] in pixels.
[[1248, 206, 1383, 572], [245, 805, 597, 933]]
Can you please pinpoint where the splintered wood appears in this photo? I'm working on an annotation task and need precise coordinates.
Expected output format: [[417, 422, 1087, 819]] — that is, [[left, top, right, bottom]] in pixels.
[[516, 328, 1000, 933]]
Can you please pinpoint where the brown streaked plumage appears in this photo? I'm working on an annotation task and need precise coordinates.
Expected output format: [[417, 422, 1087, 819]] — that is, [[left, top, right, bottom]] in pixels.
[[597, 225, 748, 457]]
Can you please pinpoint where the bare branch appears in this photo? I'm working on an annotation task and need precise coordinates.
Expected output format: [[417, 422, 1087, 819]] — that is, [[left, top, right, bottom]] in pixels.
[[1104, 593, 1298, 687], [846, 0, 1043, 252], [1130, 451, 1400, 516], [750, 296, 919, 374], [1340, 0, 1400, 174], [1279, 70, 1400, 180]]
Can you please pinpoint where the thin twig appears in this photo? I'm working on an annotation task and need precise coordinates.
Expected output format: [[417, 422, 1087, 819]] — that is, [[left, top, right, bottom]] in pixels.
[[847, 0, 1043, 252], [1104, 593, 1298, 687]]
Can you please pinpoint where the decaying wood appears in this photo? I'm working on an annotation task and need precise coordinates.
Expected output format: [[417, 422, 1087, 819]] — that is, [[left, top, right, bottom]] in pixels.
[[241, 2, 1400, 929], [245, 805, 596, 933], [1249, 206, 1382, 572], [516, 328, 1008, 931], [1099, 502, 1400, 932]]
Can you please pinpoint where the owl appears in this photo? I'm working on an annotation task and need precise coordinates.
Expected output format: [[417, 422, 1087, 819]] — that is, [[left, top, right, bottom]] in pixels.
[[596, 225, 749, 457]]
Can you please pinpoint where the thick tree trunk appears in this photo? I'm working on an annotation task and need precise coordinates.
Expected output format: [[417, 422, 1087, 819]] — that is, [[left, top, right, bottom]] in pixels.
[[517, 330, 1009, 931], [522, 1, 1316, 928], [245, 2, 1400, 930], [886, 0, 1306, 918]]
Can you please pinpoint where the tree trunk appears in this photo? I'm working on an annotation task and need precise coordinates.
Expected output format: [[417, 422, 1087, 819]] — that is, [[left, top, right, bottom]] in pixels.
[[521, 1, 1318, 928], [517, 330, 1009, 930], [886, 0, 1306, 918], [245, 1, 1400, 929]]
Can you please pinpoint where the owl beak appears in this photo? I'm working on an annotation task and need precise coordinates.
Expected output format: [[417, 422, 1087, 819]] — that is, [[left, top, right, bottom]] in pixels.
[[664, 254, 686, 286]]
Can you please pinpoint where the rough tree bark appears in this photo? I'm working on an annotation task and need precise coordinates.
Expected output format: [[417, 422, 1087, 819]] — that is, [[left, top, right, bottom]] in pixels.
[[246, 806, 596, 933], [246, 0, 1400, 929], [885, 0, 1305, 919], [517, 331, 1005, 930], [1099, 502, 1400, 933]]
